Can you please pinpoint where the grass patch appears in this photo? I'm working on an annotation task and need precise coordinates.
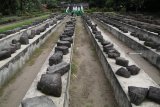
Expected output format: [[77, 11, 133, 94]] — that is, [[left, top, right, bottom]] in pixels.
[[71, 59, 78, 75], [0, 14, 50, 33]]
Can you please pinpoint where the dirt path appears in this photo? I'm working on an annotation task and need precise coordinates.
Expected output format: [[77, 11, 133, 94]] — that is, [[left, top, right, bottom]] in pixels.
[[93, 18, 160, 85], [69, 17, 117, 107], [0, 18, 68, 107]]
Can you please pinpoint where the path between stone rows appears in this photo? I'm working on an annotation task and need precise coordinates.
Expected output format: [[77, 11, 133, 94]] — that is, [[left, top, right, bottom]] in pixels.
[[69, 17, 117, 107]]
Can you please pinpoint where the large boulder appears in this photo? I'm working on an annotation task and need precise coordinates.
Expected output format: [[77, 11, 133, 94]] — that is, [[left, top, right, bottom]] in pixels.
[[127, 65, 140, 75], [55, 46, 69, 55], [116, 57, 129, 67], [128, 86, 148, 105], [47, 62, 70, 76], [21, 96, 56, 107], [37, 73, 62, 97], [57, 40, 71, 48], [49, 51, 63, 66], [116, 67, 131, 78], [0, 50, 11, 60], [147, 86, 160, 104]]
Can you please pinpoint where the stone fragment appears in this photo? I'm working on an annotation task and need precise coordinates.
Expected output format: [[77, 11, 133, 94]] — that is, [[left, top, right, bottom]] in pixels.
[[116, 67, 131, 78], [47, 62, 70, 76], [37, 73, 62, 97], [147, 86, 160, 104], [57, 40, 71, 48], [55, 46, 69, 55], [21, 96, 56, 107], [0, 50, 11, 60], [127, 65, 140, 75], [128, 86, 148, 105], [116, 57, 129, 67], [49, 51, 63, 66]]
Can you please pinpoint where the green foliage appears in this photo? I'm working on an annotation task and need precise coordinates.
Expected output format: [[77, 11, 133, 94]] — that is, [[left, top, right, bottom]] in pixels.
[[0, 14, 49, 33]]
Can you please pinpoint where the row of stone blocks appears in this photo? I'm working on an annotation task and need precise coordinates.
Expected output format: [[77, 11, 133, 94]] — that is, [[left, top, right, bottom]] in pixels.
[[83, 15, 160, 107], [0, 13, 59, 39], [0, 15, 64, 90], [95, 13, 160, 38], [21, 17, 76, 107], [94, 13, 160, 43], [0, 20, 57, 61], [95, 16, 160, 70]]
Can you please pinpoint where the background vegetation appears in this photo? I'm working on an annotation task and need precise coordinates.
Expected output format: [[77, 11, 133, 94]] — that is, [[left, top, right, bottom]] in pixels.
[[0, 0, 160, 16]]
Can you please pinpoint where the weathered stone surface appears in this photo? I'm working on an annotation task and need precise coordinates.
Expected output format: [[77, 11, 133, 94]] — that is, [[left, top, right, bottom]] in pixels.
[[0, 50, 11, 60], [28, 30, 35, 39], [60, 34, 69, 40], [101, 40, 110, 46], [57, 40, 71, 48], [37, 73, 62, 97], [128, 86, 148, 105], [95, 35, 103, 43], [55, 46, 69, 55], [116, 67, 131, 78], [19, 35, 29, 44], [116, 57, 129, 67], [147, 86, 160, 104], [61, 37, 73, 43], [45, 23, 49, 28], [130, 32, 136, 37], [127, 65, 140, 75], [108, 50, 120, 59], [4, 30, 15, 35], [63, 31, 74, 37], [0, 34, 6, 39], [156, 46, 160, 52], [49, 51, 63, 66], [103, 44, 114, 53], [144, 41, 159, 49], [47, 62, 70, 76], [10, 42, 21, 50], [21, 96, 56, 107], [35, 29, 41, 35], [3, 45, 17, 54], [119, 27, 128, 33], [12, 39, 18, 44]]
